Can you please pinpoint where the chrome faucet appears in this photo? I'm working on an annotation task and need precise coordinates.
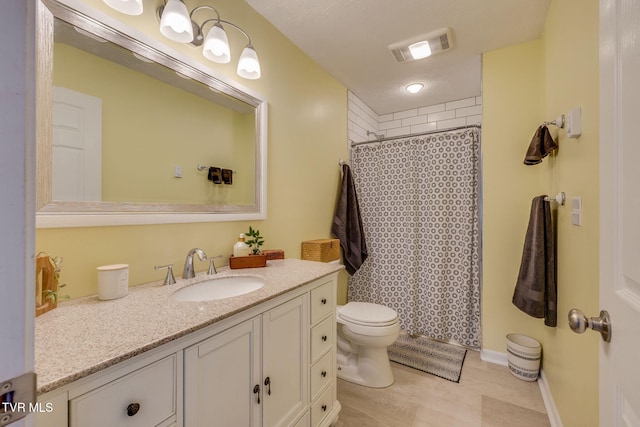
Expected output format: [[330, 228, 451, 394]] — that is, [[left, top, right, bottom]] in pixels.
[[182, 248, 208, 279]]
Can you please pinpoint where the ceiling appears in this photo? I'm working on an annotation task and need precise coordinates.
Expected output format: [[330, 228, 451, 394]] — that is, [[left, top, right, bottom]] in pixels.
[[244, 0, 551, 115]]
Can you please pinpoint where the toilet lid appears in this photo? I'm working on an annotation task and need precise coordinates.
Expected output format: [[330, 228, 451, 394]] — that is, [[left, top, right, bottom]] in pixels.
[[338, 302, 398, 327]]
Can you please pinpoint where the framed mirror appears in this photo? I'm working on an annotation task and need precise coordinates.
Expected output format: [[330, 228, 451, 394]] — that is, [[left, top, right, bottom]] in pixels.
[[36, 0, 267, 228]]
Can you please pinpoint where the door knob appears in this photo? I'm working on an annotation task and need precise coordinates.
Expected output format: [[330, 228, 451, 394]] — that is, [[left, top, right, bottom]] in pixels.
[[568, 309, 611, 342]]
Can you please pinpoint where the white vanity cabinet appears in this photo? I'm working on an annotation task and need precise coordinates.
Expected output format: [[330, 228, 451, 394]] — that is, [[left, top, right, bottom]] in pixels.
[[184, 295, 308, 427], [35, 271, 340, 427]]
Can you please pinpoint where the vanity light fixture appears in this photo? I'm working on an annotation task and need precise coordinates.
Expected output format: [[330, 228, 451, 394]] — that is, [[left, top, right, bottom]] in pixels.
[[405, 83, 424, 94], [102, 0, 261, 79]]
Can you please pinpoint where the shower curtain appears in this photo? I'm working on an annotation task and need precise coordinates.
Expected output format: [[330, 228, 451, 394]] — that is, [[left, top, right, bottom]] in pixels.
[[349, 127, 481, 348]]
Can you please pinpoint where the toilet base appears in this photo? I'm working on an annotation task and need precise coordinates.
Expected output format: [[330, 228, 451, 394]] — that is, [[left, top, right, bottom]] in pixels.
[[336, 347, 395, 388]]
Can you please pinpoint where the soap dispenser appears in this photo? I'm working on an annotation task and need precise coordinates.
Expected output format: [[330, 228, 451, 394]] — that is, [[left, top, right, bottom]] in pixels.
[[233, 233, 251, 257]]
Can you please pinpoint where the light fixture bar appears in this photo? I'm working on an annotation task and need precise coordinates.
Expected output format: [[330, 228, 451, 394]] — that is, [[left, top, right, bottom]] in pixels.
[[149, 1, 261, 79]]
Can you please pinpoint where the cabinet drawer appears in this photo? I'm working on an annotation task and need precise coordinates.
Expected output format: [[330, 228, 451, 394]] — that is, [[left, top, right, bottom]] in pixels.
[[310, 280, 334, 325], [293, 411, 309, 427], [310, 386, 334, 427], [310, 316, 334, 363], [70, 354, 177, 427], [310, 350, 333, 401]]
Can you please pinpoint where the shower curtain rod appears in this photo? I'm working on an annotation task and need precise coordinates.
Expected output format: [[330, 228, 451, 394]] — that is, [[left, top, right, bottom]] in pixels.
[[350, 124, 481, 147]]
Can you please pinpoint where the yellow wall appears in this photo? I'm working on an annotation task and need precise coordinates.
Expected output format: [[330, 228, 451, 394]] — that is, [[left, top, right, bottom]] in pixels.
[[482, 0, 599, 425], [37, 0, 349, 297]]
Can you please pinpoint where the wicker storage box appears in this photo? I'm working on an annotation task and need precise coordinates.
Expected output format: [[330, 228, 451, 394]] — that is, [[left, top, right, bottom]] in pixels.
[[301, 239, 340, 262]]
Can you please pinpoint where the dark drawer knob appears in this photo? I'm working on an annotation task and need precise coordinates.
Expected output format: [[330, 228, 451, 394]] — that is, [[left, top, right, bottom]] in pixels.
[[322, 404, 327, 412], [126, 403, 140, 417], [321, 370, 327, 378], [321, 335, 328, 342], [321, 298, 327, 305]]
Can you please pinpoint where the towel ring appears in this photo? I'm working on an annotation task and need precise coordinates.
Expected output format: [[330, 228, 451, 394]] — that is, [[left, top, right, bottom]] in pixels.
[[545, 192, 565, 206], [543, 115, 565, 129]]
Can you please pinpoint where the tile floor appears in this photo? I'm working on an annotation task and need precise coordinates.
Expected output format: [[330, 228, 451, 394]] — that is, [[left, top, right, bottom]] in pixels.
[[334, 349, 551, 427]]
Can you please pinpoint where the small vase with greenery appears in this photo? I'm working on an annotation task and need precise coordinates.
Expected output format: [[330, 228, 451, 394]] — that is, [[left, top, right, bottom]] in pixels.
[[245, 226, 265, 255]]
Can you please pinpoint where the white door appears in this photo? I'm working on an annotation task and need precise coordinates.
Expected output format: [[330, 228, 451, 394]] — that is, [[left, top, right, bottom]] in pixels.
[[52, 86, 102, 201], [0, 2, 35, 427], [599, 0, 640, 424]]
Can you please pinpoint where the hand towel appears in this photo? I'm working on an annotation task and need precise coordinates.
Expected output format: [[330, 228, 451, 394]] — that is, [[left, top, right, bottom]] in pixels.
[[512, 196, 557, 327], [331, 164, 368, 275], [524, 125, 558, 165]]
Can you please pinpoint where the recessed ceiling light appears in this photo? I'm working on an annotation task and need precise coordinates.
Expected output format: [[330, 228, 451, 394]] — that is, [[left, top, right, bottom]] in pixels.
[[406, 83, 424, 94]]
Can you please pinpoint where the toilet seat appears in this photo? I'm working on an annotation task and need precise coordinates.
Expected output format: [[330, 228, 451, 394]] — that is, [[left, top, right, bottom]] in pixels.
[[338, 302, 398, 327]]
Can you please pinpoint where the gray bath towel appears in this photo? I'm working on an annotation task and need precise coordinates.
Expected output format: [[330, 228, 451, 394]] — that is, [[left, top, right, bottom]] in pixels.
[[512, 196, 557, 327], [332, 164, 368, 275], [524, 125, 558, 165]]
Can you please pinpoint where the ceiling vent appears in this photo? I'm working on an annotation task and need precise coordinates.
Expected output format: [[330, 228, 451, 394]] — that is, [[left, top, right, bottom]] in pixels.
[[388, 27, 452, 63]]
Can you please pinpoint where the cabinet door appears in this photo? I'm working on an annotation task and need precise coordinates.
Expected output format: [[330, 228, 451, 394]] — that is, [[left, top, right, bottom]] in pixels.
[[184, 317, 262, 427], [262, 295, 308, 427]]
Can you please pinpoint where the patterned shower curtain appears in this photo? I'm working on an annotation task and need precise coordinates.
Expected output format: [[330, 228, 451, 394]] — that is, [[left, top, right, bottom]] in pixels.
[[349, 127, 481, 348]]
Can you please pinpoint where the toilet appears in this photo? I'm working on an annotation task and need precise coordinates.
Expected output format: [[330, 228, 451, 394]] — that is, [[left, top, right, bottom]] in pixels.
[[336, 302, 400, 388]]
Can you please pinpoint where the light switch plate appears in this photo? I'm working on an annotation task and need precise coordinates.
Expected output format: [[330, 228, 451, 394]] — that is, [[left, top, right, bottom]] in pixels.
[[572, 197, 582, 226], [566, 107, 582, 138]]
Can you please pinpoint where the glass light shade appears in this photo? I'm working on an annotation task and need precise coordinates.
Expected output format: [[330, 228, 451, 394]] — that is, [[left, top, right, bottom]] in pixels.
[[405, 83, 424, 94], [102, 0, 143, 15], [408, 41, 432, 60], [237, 46, 261, 80], [159, 0, 194, 43], [202, 24, 231, 63]]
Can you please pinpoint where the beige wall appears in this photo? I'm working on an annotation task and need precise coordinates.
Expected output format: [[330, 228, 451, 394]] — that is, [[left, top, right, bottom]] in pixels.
[[37, 0, 349, 298], [482, 0, 599, 425]]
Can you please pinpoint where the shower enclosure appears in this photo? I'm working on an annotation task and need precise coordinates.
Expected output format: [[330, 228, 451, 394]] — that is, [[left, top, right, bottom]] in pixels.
[[348, 126, 481, 348]]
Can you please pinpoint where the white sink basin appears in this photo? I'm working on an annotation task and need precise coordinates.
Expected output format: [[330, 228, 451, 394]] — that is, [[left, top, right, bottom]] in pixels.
[[172, 276, 265, 302]]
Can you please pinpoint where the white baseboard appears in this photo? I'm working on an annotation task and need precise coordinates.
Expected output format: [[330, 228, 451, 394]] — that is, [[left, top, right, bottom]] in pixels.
[[537, 368, 563, 427], [480, 349, 562, 427], [480, 348, 508, 366]]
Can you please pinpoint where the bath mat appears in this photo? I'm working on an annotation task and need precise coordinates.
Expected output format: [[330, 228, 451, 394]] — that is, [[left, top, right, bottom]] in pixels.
[[388, 334, 467, 383]]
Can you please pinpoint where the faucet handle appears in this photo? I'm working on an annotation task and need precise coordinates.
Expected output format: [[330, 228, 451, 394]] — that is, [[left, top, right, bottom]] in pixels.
[[207, 255, 224, 275], [154, 264, 176, 285]]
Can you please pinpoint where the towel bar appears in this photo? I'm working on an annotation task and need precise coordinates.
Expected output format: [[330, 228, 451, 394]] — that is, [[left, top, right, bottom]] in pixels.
[[544, 192, 565, 205]]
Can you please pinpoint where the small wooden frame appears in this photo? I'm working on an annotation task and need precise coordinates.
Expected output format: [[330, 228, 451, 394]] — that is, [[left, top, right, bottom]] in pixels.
[[229, 254, 267, 269], [35, 254, 58, 317]]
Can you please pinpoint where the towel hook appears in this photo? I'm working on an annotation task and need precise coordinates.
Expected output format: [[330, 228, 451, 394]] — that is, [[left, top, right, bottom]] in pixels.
[[545, 192, 565, 206], [543, 115, 565, 129]]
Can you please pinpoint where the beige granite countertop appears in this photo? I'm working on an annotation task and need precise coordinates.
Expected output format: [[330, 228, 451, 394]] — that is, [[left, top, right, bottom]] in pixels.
[[35, 258, 343, 395]]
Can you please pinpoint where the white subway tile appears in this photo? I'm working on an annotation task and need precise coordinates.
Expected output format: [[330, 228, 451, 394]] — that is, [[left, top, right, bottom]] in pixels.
[[466, 115, 483, 125], [436, 117, 467, 129], [446, 97, 476, 110], [402, 115, 428, 126], [428, 110, 456, 122], [475, 96, 483, 105], [386, 126, 411, 137], [411, 122, 437, 134], [378, 113, 394, 122], [418, 103, 445, 115], [379, 119, 402, 130], [455, 105, 483, 118], [393, 109, 418, 120]]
